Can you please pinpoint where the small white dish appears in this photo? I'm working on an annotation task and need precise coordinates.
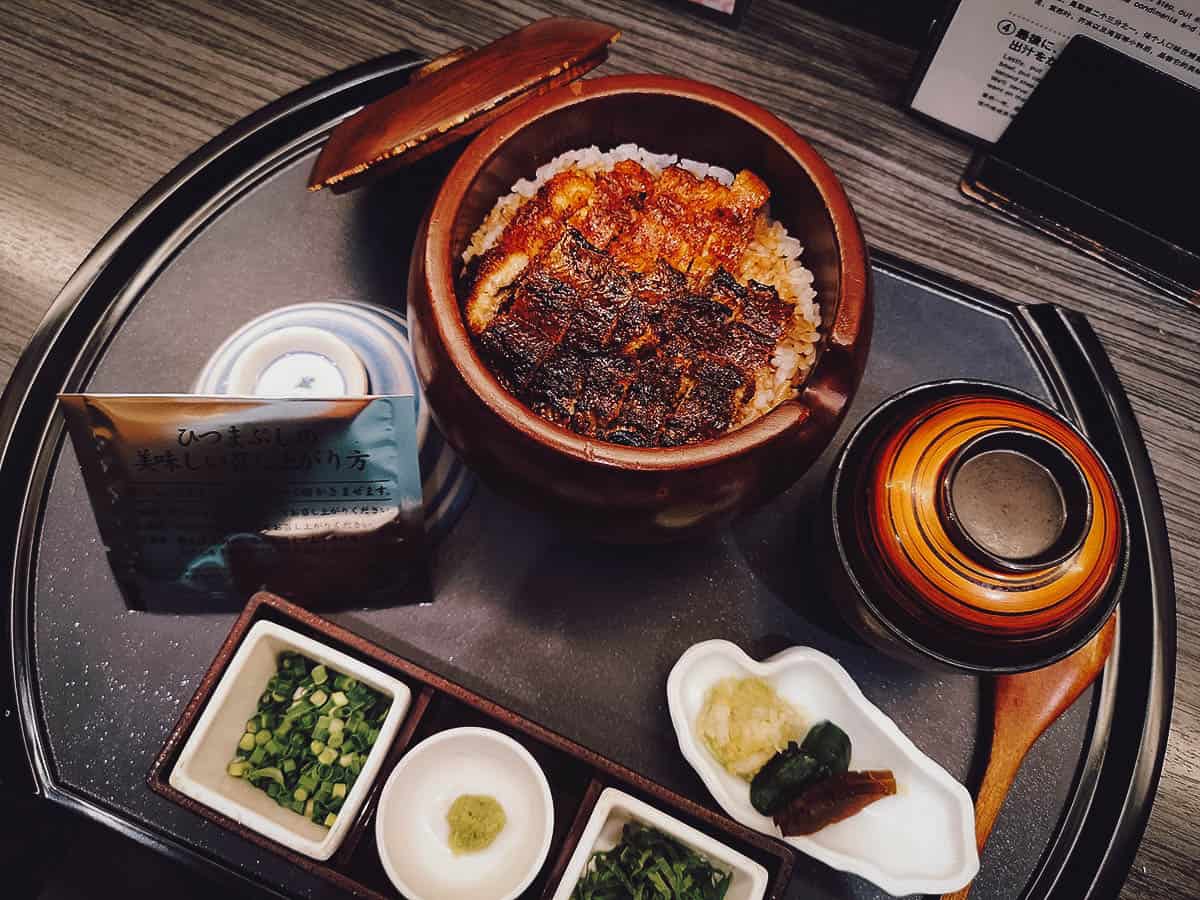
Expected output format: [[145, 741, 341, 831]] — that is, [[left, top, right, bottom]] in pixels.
[[550, 788, 769, 900], [375, 727, 554, 900], [667, 639, 978, 896], [169, 620, 411, 860]]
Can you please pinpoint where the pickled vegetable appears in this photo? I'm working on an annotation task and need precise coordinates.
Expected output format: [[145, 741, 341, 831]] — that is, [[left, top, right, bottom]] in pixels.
[[749, 742, 823, 815], [773, 770, 897, 836], [800, 721, 851, 775], [696, 677, 802, 779], [749, 720, 852, 815]]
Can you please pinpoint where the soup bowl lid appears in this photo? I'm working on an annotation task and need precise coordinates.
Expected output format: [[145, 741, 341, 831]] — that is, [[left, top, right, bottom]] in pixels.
[[829, 380, 1129, 674]]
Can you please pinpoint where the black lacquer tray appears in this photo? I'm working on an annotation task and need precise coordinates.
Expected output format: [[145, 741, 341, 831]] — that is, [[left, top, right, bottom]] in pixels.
[[0, 51, 1175, 900]]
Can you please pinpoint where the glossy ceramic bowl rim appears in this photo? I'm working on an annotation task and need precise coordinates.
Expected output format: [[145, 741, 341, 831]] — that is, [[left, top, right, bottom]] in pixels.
[[828, 378, 1130, 674], [421, 73, 869, 473], [373, 726, 555, 900]]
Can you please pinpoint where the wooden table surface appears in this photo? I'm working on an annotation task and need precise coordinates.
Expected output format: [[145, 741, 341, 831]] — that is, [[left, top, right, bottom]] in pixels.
[[1, 1, 1195, 897]]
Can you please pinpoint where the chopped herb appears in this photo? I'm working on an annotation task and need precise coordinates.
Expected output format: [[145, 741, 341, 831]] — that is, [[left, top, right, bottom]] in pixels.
[[571, 822, 731, 900]]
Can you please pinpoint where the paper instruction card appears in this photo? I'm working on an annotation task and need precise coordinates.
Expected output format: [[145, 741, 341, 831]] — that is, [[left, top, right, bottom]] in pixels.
[[910, 0, 1200, 141], [59, 394, 425, 611]]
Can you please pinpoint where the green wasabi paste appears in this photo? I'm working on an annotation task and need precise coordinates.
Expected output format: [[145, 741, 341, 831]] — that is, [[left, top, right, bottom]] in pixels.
[[447, 794, 506, 854]]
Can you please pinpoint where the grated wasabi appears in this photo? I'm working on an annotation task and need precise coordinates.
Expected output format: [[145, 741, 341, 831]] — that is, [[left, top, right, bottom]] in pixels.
[[447, 794, 506, 854]]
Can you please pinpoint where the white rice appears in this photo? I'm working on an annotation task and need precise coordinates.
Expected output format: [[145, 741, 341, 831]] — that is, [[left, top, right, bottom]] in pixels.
[[463, 144, 821, 429]]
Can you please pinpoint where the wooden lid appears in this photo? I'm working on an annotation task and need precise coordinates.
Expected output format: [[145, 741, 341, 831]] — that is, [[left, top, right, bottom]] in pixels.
[[307, 18, 620, 192]]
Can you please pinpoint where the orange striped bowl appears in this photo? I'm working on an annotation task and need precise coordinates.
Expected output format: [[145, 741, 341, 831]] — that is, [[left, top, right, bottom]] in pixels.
[[826, 381, 1128, 673]]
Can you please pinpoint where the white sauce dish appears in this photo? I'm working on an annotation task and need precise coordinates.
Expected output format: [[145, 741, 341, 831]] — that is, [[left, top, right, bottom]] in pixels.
[[375, 726, 554, 900]]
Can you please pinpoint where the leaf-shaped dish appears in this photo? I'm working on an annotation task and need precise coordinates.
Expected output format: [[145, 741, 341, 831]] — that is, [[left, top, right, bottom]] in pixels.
[[666, 639, 978, 896]]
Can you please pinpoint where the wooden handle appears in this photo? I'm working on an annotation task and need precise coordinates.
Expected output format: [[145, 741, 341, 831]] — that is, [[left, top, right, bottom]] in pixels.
[[940, 735, 1032, 900], [941, 616, 1117, 900]]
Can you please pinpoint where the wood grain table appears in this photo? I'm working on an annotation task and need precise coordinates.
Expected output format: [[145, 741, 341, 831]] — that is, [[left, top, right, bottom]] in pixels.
[[1, 1, 1195, 898]]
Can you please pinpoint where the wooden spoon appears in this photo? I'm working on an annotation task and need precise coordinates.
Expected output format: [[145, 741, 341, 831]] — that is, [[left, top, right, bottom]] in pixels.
[[942, 614, 1117, 900]]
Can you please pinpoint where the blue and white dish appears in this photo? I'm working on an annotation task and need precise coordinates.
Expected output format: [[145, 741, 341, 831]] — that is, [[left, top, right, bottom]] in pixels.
[[194, 300, 473, 539]]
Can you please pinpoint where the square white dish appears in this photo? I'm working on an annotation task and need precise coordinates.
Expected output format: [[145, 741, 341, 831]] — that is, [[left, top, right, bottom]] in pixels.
[[169, 619, 411, 860], [549, 787, 769, 900]]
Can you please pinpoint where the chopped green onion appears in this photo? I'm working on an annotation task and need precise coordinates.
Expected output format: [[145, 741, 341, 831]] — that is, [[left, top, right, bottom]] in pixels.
[[250, 766, 285, 787], [228, 651, 389, 828]]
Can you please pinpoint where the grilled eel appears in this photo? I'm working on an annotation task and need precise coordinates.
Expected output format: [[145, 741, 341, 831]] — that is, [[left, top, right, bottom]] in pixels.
[[463, 160, 794, 447]]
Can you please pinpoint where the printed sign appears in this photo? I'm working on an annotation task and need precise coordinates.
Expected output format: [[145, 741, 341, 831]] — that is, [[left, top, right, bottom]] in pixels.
[[911, 0, 1200, 141]]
